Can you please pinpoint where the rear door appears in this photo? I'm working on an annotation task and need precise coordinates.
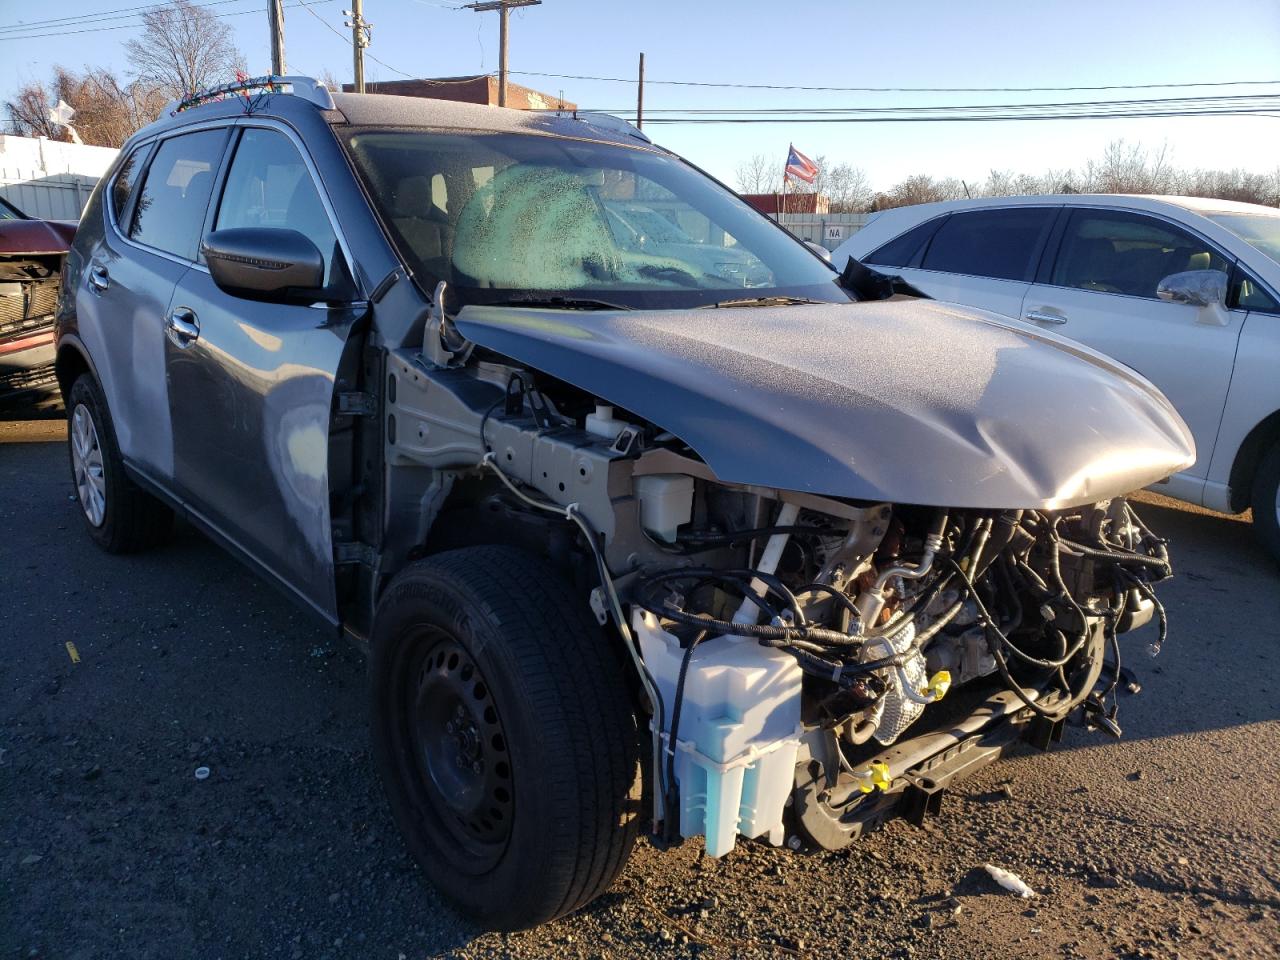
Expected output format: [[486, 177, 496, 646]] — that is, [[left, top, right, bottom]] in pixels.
[[165, 123, 364, 622], [78, 129, 228, 481], [1021, 208, 1240, 491], [891, 206, 1059, 320]]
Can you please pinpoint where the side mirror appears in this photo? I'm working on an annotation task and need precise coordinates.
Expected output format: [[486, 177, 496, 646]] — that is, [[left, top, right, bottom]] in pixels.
[[1156, 269, 1227, 308], [202, 227, 325, 303], [804, 240, 832, 262]]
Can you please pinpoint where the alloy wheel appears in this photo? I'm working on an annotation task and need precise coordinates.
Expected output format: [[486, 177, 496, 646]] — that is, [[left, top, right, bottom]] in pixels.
[[70, 403, 106, 527]]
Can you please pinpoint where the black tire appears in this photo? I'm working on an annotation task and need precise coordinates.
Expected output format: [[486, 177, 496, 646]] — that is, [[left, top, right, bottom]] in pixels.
[[66, 374, 173, 553], [1251, 440, 1280, 566], [369, 546, 642, 930]]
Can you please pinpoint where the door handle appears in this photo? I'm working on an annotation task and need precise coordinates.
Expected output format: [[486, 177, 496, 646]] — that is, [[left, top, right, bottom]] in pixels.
[[1025, 309, 1068, 325], [88, 265, 110, 293], [166, 306, 200, 348]]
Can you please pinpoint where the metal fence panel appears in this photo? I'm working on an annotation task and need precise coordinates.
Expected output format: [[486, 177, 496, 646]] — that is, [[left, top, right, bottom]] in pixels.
[[0, 135, 118, 221]]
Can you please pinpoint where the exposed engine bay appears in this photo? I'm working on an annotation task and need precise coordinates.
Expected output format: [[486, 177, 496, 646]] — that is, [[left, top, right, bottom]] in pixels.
[[373, 297, 1174, 859]]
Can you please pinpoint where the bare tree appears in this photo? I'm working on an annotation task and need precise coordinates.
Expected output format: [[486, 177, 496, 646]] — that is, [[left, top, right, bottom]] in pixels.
[[824, 163, 872, 212], [5, 81, 64, 140], [124, 0, 245, 100], [735, 152, 781, 194]]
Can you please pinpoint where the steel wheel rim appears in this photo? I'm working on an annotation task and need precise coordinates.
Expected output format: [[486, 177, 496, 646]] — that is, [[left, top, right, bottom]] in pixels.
[[396, 630, 514, 871], [70, 403, 106, 528]]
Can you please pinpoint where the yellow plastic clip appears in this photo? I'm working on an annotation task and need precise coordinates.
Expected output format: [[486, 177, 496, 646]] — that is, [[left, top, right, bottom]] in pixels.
[[922, 670, 951, 702], [854, 761, 892, 794]]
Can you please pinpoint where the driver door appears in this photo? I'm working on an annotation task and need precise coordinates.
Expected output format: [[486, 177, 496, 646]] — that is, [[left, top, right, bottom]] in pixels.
[[1020, 208, 1242, 494], [165, 124, 363, 622]]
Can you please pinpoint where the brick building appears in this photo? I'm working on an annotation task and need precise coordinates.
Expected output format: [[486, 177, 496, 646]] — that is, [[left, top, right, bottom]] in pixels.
[[342, 76, 575, 112]]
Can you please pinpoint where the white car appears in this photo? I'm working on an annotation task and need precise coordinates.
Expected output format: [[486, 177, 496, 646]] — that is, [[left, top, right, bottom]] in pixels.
[[833, 194, 1280, 561]]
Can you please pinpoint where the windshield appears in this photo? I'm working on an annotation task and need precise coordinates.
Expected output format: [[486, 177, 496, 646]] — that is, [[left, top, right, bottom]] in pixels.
[[1208, 211, 1280, 267], [343, 130, 846, 309], [0, 196, 23, 220]]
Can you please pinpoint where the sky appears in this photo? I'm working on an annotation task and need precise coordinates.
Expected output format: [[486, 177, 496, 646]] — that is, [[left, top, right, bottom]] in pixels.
[[2, 0, 1279, 191]]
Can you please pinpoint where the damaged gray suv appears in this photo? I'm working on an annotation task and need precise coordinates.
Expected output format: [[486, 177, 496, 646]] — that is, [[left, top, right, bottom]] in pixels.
[[57, 77, 1193, 929]]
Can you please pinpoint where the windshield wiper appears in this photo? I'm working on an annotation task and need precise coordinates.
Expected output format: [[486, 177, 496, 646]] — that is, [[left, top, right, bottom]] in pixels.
[[704, 295, 824, 308], [503, 295, 634, 311]]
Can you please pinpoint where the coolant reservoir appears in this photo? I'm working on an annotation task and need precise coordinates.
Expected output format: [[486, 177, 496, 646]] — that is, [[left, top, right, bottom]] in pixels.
[[634, 474, 694, 543], [632, 609, 802, 857]]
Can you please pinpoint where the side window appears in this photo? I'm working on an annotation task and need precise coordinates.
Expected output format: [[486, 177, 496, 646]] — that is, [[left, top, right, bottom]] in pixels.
[[921, 208, 1056, 281], [110, 146, 145, 222], [214, 128, 342, 286], [1051, 210, 1230, 299], [129, 130, 226, 260], [864, 216, 946, 268], [1230, 263, 1280, 314]]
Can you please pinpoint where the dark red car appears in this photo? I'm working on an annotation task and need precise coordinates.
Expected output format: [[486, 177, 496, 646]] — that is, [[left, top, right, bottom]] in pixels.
[[1, 195, 74, 412]]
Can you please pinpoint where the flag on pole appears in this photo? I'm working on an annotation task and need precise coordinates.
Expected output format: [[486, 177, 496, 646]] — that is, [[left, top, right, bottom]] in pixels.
[[784, 144, 819, 184]]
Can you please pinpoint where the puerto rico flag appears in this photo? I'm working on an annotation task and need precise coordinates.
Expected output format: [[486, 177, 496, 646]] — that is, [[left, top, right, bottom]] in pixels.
[[784, 145, 819, 184]]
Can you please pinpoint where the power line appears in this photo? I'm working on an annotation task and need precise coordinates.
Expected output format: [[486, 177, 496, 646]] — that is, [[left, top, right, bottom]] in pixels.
[[575, 93, 1280, 117], [0, 0, 336, 41], [634, 109, 1280, 125], [511, 69, 1280, 95], [0, 0, 255, 34]]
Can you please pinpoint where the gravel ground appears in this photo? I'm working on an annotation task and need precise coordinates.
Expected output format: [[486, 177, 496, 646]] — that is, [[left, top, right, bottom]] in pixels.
[[2, 421, 1278, 960]]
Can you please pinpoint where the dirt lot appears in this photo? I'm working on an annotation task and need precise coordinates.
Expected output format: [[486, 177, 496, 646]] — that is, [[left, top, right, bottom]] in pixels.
[[2, 419, 1278, 960]]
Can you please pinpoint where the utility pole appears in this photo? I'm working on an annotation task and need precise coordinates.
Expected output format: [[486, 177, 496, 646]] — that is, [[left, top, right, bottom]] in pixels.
[[636, 52, 644, 129], [268, 0, 286, 76], [463, 0, 541, 107], [344, 1, 371, 93]]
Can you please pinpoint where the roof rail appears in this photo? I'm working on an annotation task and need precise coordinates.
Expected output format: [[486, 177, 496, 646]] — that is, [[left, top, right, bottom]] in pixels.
[[552, 109, 651, 145], [164, 75, 335, 118]]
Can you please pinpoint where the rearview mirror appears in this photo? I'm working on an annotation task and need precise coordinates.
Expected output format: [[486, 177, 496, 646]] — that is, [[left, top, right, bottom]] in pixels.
[[202, 228, 325, 303], [1156, 269, 1227, 308]]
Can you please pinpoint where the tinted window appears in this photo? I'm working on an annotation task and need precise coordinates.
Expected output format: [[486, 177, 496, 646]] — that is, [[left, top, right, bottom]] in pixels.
[[921, 208, 1055, 281], [130, 130, 225, 260], [214, 128, 342, 285], [111, 147, 144, 222], [864, 216, 945, 268], [1052, 210, 1230, 299]]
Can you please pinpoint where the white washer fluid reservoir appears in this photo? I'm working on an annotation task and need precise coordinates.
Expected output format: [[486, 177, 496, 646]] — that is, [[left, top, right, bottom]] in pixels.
[[632, 608, 802, 858]]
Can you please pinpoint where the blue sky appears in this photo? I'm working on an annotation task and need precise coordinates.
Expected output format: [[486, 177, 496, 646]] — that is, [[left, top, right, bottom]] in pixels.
[[3, 0, 1279, 189]]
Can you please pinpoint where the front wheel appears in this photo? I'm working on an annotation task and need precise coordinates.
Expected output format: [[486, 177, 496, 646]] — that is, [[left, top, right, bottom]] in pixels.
[[1251, 440, 1280, 566], [369, 546, 641, 930]]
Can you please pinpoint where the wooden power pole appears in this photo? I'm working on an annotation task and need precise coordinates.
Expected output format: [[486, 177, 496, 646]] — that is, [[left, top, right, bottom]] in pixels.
[[463, 0, 541, 107], [268, 0, 287, 76], [636, 52, 645, 129], [345, 0, 371, 93]]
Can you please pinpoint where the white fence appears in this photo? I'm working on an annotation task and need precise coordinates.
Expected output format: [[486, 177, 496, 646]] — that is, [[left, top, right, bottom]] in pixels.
[[773, 212, 873, 251], [0, 135, 119, 221]]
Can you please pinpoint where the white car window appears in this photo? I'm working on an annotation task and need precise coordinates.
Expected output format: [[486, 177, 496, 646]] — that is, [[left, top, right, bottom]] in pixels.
[[1052, 211, 1229, 299]]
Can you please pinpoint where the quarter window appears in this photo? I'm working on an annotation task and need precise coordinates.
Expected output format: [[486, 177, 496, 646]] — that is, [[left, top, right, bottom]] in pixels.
[[110, 146, 144, 222], [1231, 264, 1280, 314], [214, 128, 342, 285], [920, 208, 1056, 281], [1052, 210, 1230, 299], [129, 130, 226, 260], [864, 216, 945, 269]]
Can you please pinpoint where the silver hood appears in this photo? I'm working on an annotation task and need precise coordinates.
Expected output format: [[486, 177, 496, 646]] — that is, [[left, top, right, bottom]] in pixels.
[[454, 298, 1195, 509]]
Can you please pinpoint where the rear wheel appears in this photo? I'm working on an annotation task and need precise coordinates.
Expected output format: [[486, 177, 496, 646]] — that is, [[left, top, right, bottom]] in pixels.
[[370, 546, 641, 930], [1251, 440, 1280, 566], [66, 374, 173, 553]]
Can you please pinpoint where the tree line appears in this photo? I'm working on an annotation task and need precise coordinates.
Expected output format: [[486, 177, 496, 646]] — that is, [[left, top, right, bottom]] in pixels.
[[736, 140, 1280, 211], [4, 0, 243, 148]]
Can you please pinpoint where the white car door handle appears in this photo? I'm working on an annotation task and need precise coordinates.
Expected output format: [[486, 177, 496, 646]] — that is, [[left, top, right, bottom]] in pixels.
[[1025, 310, 1068, 325]]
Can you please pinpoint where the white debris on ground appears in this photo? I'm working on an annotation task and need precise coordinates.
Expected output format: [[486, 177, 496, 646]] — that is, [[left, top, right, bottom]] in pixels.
[[983, 864, 1037, 898]]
